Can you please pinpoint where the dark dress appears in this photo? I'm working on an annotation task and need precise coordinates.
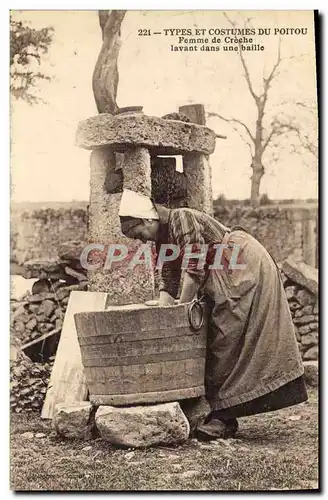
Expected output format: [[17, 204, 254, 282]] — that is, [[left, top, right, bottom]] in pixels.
[[155, 205, 308, 416]]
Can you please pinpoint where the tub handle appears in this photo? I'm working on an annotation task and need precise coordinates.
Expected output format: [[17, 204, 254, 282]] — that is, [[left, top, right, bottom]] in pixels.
[[188, 297, 205, 333]]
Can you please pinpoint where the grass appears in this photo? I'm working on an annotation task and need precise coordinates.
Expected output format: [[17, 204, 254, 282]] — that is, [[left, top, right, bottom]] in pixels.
[[10, 389, 319, 492]]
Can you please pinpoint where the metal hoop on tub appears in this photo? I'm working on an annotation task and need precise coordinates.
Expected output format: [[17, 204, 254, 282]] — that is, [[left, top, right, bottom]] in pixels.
[[188, 296, 206, 333]]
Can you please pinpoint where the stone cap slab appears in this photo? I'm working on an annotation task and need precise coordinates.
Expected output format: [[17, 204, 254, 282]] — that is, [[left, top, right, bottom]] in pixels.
[[76, 113, 216, 155]]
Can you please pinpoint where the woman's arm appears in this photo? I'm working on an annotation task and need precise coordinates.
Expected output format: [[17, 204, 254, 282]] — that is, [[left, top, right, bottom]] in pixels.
[[157, 250, 182, 305], [159, 290, 176, 306], [179, 272, 200, 303], [170, 210, 206, 303]]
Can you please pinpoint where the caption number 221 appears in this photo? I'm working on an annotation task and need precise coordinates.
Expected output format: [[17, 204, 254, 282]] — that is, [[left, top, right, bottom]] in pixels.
[[138, 29, 151, 36]]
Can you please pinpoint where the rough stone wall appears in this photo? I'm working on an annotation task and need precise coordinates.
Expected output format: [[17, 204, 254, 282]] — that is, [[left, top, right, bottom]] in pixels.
[[10, 344, 53, 413], [11, 283, 87, 348], [217, 204, 318, 265], [280, 270, 318, 361], [11, 207, 88, 265], [11, 203, 317, 268]]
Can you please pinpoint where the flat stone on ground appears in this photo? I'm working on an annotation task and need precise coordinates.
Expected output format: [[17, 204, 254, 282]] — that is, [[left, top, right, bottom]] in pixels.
[[95, 402, 190, 448], [21, 432, 34, 439], [53, 402, 95, 439]]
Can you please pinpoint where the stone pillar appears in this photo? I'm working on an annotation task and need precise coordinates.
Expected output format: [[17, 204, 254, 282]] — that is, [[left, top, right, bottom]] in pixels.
[[76, 111, 217, 304], [122, 147, 151, 197], [179, 104, 213, 216], [88, 148, 154, 305]]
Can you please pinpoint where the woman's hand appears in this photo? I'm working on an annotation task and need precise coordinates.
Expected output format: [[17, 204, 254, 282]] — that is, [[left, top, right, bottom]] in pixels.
[[159, 290, 176, 306]]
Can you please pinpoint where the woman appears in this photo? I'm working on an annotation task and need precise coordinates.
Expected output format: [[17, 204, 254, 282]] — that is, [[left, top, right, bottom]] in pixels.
[[119, 189, 308, 440]]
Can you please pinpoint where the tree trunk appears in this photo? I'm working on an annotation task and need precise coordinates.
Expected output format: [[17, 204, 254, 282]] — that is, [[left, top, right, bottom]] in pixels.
[[250, 103, 265, 206], [92, 10, 126, 114], [250, 161, 264, 206]]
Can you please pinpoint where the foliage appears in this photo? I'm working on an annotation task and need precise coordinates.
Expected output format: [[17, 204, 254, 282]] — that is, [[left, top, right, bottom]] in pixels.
[[215, 194, 227, 206], [10, 18, 54, 104], [259, 193, 273, 206], [213, 194, 229, 217]]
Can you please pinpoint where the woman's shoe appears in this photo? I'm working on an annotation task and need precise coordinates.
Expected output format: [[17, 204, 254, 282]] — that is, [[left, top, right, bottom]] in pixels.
[[196, 418, 238, 441]]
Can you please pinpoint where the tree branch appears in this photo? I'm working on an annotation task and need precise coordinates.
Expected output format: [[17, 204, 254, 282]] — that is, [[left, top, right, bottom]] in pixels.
[[262, 38, 282, 105], [238, 47, 260, 102], [261, 128, 276, 153], [208, 111, 255, 143], [223, 12, 259, 102]]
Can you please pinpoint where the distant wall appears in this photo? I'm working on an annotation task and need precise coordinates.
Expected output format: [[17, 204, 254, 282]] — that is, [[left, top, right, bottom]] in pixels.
[[11, 206, 88, 264], [11, 202, 318, 267], [216, 204, 318, 267]]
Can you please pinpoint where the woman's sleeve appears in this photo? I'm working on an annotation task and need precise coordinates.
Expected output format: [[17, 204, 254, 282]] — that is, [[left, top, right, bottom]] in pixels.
[[158, 256, 182, 299], [170, 210, 207, 284]]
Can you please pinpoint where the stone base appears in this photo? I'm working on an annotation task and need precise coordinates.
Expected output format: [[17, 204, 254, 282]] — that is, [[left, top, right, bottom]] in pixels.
[[53, 402, 95, 439], [95, 402, 190, 448], [89, 386, 205, 406]]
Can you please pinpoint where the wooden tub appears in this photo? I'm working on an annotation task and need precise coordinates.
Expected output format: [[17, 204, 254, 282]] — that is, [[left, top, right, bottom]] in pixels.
[[74, 303, 207, 405]]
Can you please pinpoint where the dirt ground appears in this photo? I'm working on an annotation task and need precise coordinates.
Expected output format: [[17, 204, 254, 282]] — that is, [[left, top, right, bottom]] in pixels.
[[10, 388, 319, 492]]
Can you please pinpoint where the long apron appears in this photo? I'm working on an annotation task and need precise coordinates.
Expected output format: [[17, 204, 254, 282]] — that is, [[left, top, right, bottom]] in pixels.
[[201, 227, 307, 416]]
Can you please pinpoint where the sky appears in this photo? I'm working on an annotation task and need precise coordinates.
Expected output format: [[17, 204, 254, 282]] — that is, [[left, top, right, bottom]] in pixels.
[[10, 10, 318, 202]]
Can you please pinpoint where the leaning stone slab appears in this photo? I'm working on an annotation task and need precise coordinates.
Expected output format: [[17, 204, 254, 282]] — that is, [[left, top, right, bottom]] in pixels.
[[95, 402, 190, 448], [76, 113, 216, 155], [53, 402, 95, 439], [25, 259, 62, 274], [282, 257, 318, 296], [58, 240, 87, 262], [303, 345, 318, 361]]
